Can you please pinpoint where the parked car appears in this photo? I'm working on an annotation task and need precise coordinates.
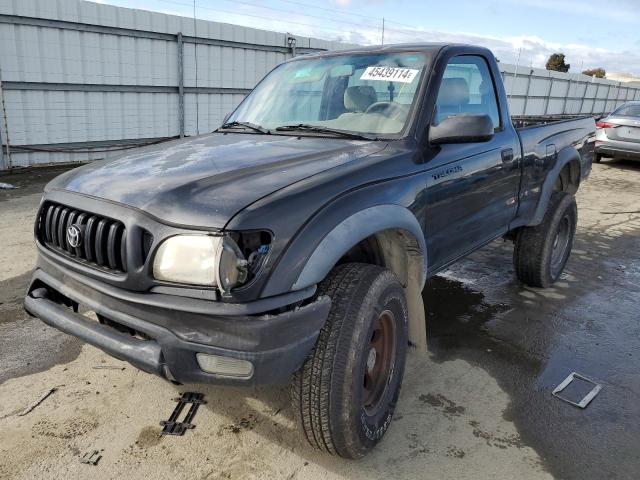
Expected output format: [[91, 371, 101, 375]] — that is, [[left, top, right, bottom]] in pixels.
[[595, 101, 640, 162], [24, 43, 594, 458]]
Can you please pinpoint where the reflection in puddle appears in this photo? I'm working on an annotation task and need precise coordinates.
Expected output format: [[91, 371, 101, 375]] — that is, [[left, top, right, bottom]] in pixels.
[[423, 275, 510, 355]]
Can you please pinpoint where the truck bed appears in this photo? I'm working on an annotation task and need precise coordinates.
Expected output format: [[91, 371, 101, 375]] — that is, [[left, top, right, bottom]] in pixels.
[[512, 114, 594, 129]]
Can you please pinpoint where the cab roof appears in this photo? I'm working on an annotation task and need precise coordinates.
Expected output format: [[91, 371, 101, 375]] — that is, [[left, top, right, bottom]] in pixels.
[[297, 43, 490, 61]]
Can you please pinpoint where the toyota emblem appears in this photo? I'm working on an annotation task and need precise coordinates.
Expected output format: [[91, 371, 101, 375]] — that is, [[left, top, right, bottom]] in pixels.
[[67, 224, 82, 248]]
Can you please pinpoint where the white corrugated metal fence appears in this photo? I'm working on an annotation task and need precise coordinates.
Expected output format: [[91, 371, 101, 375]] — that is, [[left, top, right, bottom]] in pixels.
[[0, 0, 352, 169], [500, 63, 640, 117], [1, 0, 639, 170]]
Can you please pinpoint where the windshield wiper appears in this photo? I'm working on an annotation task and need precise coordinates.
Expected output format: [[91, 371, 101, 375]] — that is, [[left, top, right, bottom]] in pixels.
[[274, 124, 374, 140], [217, 121, 270, 134]]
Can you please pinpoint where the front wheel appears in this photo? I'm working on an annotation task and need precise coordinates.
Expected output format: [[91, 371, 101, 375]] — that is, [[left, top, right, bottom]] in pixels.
[[513, 191, 577, 288], [291, 263, 408, 458]]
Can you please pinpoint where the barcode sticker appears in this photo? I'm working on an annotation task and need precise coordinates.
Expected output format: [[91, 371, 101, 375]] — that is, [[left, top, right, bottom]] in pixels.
[[360, 66, 419, 83]]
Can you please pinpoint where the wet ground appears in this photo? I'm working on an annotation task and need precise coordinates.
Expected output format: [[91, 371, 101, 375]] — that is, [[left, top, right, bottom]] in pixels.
[[0, 159, 639, 479], [425, 159, 640, 479]]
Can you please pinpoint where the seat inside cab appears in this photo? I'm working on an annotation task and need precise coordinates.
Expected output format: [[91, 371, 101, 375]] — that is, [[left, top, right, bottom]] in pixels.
[[323, 85, 408, 134]]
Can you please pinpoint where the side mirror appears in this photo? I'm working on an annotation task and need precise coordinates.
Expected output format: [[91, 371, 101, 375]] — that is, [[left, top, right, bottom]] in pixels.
[[429, 114, 494, 144], [222, 112, 231, 124]]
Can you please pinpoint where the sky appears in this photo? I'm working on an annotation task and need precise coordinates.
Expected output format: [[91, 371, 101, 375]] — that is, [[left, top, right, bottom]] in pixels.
[[92, 0, 640, 75]]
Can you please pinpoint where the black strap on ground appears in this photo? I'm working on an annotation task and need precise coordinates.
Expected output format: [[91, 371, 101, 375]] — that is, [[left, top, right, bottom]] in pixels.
[[160, 392, 207, 436]]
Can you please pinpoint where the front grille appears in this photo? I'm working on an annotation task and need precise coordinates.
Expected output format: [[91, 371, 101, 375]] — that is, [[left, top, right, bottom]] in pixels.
[[38, 202, 127, 273]]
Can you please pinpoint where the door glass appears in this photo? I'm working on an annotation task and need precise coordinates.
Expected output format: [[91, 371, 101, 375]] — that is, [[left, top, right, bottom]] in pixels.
[[434, 56, 501, 129]]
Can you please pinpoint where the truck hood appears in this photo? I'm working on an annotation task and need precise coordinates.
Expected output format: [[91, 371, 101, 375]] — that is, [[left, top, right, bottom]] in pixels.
[[48, 133, 385, 228]]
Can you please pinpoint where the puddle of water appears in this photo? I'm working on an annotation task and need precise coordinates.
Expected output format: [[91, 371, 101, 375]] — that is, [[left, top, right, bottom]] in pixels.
[[422, 243, 640, 480], [423, 275, 510, 356]]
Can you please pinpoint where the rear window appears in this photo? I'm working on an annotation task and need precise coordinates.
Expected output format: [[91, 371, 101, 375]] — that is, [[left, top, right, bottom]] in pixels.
[[612, 104, 640, 117]]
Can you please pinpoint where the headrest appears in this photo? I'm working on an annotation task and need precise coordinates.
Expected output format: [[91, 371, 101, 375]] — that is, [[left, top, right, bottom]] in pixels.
[[344, 86, 377, 112], [438, 78, 470, 107], [479, 79, 493, 96]]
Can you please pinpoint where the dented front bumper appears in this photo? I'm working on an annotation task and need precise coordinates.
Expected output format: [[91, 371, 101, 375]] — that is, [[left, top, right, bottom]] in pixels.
[[24, 256, 330, 385]]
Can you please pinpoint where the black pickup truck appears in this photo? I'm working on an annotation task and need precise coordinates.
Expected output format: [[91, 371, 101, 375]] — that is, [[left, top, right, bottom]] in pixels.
[[24, 43, 594, 458]]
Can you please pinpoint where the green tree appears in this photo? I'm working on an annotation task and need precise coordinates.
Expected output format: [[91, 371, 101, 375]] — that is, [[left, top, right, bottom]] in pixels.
[[582, 68, 606, 78], [546, 53, 570, 73]]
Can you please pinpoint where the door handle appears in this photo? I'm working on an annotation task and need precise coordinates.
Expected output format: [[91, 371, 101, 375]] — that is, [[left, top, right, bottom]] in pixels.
[[501, 148, 514, 163]]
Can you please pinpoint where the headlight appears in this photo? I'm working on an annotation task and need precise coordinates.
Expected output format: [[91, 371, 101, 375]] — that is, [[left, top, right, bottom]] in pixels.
[[153, 235, 248, 292]]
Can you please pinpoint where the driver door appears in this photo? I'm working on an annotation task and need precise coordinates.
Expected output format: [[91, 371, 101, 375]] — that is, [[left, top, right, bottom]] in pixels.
[[424, 55, 521, 270]]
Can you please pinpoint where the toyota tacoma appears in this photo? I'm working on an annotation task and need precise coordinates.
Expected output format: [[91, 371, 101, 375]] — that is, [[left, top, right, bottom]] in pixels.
[[24, 43, 595, 458]]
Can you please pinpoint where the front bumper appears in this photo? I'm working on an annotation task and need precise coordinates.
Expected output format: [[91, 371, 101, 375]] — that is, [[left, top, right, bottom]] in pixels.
[[24, 257, 330, 385], [595, 138, 640, 160]]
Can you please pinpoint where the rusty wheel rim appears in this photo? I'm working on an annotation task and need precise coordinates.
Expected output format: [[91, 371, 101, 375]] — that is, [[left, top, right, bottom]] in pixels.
[[551, 214, 571, 279], [363, 309, 397, 416]]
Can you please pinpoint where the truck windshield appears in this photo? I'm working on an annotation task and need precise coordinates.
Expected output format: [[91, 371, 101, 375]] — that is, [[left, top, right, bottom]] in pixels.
[[226, 52, 429, 137]]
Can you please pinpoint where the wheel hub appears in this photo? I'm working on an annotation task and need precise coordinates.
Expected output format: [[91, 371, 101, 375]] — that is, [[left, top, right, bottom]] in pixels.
[[367, 348, 377, 371], [363, 310, 397, 416]]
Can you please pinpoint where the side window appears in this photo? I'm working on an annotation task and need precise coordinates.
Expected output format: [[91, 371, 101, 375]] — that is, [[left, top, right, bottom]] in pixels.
[[434, 56, 501, 130]]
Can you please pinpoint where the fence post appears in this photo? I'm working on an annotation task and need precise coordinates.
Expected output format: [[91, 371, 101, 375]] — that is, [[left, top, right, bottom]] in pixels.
[[0, 65, 10, 171], [543, 75, 554, 115], [0, 108, 4, 172], [286, 34, 297, 58], [603, 84, 612, 115], [522, 69, 533, 115], [578, 79, 588, 114], [613, 82, 622, 109], [618, 83, 624, 106], [589, 80, 599, 114], [177, 32, 185, 138], [561, 78, 572, 114]]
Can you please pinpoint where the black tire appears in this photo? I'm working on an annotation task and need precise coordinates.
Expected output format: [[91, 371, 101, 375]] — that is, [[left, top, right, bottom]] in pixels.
[[291, 263, 408, 459], [594, 153, 602, 163], [513, 191, 577, 288]]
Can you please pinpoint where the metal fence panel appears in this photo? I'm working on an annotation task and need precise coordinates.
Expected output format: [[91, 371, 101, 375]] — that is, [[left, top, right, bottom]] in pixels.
[[1, 0, 640, 170], [0, 0, 353, 168], [499, 63, 640, 118]]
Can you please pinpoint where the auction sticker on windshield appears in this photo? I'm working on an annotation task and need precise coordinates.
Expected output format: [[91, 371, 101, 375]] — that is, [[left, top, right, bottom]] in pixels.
[[360, 66, 419, 83]]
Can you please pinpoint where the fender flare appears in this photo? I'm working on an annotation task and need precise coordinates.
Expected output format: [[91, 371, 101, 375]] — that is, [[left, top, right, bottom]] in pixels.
[[529, 146, 581, 226], [292, 204, 428, 291]]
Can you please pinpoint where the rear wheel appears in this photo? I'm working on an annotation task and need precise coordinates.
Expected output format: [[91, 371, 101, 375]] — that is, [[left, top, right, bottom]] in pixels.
[[291, 263, 408, 458], [513, 191, 577, 288]]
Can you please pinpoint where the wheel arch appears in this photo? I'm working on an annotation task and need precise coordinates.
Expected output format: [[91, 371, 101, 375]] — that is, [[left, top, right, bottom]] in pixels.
[[291, 205, 428, 349], [529, 146, 581, 226], [292, 205, 427, 291]]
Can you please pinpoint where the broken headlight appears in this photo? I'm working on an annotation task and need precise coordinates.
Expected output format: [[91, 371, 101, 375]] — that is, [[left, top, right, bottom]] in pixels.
[[152, 232, 270, 293]]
